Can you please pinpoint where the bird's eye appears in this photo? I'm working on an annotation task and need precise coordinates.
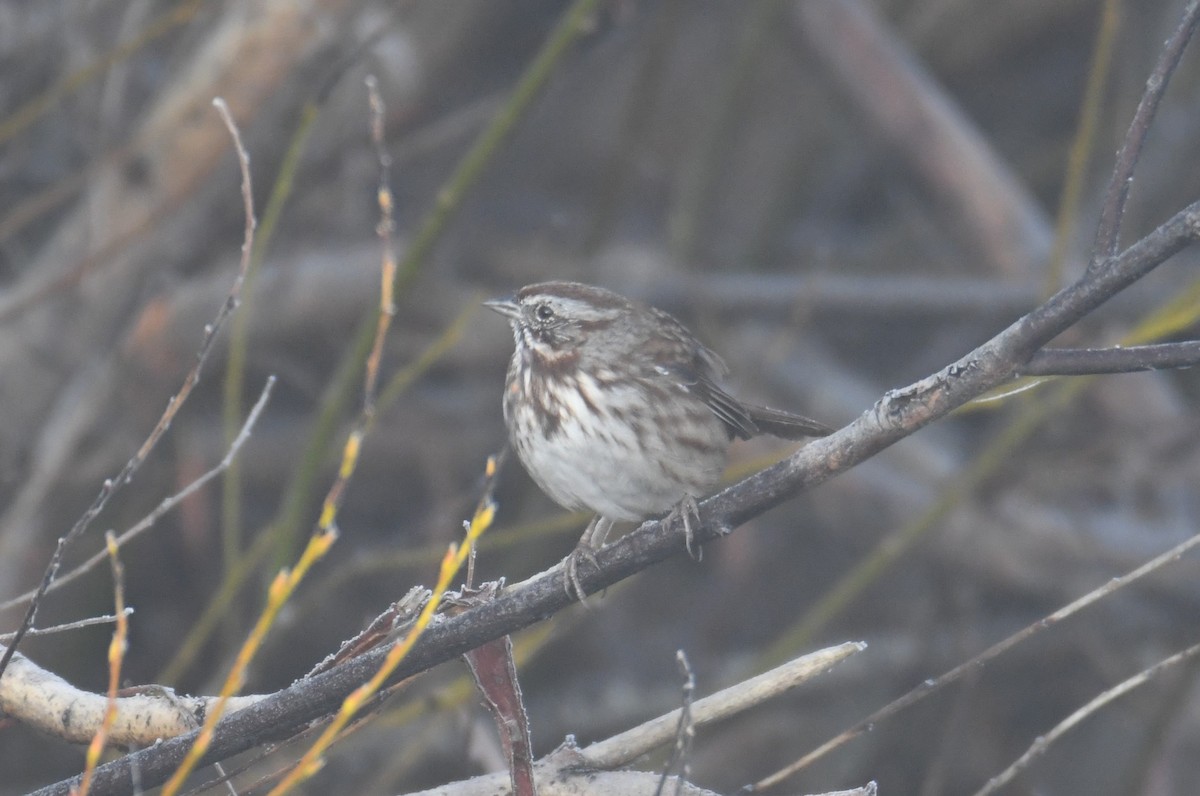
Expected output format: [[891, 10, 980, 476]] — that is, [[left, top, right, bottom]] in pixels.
[[534, 303, 555, 322]]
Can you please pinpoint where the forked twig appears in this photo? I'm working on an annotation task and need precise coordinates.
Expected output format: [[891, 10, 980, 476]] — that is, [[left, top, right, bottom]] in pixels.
[[0, 97, 257, 682], [0, 377, 275, 612]]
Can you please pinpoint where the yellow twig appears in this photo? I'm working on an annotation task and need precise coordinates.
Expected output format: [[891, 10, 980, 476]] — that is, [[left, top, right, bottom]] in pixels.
[[160, 529, 338, 796], [75, 533, 129, 796], [267, 458, 499, 796]]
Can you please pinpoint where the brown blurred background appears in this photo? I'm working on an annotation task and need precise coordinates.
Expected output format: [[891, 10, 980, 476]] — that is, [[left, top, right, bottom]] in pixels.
[[2, 1, 1200, 793]]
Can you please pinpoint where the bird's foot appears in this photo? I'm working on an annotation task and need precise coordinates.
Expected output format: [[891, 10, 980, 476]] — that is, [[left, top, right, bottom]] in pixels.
[[563, 516, 613, 604], [665, 494, 703, 560], [564, 544, 600, 604]]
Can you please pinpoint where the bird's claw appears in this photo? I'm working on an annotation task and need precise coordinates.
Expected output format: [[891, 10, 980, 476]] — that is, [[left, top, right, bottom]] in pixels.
[[564, 515, 613, 604], [564, 543, 601, 604], [666, 495, 703, 560]]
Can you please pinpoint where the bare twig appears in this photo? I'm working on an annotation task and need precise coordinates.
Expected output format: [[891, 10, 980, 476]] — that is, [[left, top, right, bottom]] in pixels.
[[584, 643, 865, 770], [656, 650, 696, 796], [1045, 0, 1120, 294], [0, 99, 257, 682], [297, 76, 400, 542], [1092, 0, 1200, 261], [1019, 340, 1200, 375], [0, 377, 275, 612], [363, 74, 397, 407], [974, 640, 1200, 796], [752, 524, 1200, 789], [76, 533, 130, 796], [213, 95, 256, 313], [0, 609, 133, 641]]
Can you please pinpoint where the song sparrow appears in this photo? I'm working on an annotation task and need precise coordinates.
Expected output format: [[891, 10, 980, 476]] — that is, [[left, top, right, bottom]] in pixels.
[[486, 281, 832, 600]]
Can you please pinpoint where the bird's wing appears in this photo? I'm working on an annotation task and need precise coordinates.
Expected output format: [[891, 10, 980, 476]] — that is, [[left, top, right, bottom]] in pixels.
[[656, 360, 759, 440]]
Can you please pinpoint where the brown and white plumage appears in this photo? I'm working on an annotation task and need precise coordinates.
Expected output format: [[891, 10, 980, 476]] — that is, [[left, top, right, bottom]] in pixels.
[[486, 281, 832, 597]]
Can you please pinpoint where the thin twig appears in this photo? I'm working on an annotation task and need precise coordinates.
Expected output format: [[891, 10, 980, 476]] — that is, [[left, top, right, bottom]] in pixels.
[[974, 640, 1200, 796], [0, 377, 275, 612], [0, 98, 256, 682], [302, 75, 397, 541], [1019, 340, 1200, 375], [655, 650, 696, 796], [364, 74, 397, 407], [752, 524, 1200, 789], [1045, 0, 1120, 294], [213, 95, 256, 313], [76, 533, 129, 796], [1092, 0, 1200, 261], [0, 609, 133, 641]]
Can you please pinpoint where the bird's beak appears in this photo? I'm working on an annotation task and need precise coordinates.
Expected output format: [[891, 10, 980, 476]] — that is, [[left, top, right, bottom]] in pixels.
[[483, 296, 521, 320]]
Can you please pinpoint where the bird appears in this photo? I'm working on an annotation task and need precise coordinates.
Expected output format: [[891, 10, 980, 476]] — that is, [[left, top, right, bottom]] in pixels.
[[486, 281, 833, 599]]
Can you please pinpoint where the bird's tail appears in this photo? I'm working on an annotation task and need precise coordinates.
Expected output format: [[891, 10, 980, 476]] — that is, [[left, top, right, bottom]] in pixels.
[[744, 403, 834, 440]]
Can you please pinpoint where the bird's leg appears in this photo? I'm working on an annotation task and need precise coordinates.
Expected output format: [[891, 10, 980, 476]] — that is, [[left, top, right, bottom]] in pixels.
[[665, 494, 703, 560], [564, 515, 613, 603]]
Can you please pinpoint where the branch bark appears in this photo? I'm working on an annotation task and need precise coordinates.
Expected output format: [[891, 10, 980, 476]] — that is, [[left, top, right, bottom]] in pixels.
[[1020, 341, 1200, 376]]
